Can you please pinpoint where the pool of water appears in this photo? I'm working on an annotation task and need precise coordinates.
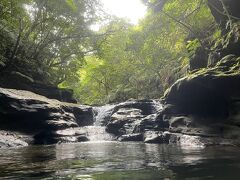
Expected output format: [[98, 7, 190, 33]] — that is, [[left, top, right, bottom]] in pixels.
[[0, 142, 240, 179]]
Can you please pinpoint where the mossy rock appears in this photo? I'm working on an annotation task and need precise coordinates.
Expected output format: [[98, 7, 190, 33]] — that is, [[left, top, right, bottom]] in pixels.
[[163, 55, 240, 118]]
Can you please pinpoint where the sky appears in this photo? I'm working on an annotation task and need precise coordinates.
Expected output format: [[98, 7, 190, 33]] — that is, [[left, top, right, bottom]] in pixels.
[[101, 0, 147, 24]]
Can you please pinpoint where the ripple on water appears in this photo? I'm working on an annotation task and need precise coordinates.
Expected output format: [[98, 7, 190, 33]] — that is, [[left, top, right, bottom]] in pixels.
[[0, 142, 240, 179]]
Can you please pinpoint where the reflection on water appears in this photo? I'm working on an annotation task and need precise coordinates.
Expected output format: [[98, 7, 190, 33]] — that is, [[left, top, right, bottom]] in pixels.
[[0, 142, 240, 179]]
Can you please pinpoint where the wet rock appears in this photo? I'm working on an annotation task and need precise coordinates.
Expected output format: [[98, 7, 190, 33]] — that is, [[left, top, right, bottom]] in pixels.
[[105, 100, 162, 137], [113, 99, 159, 115], [0, 130, 29, 148], [159, 55, 240, 146], [63, 106, 94, 126], [144, 131, 170, 144], [169, 116, 192, 128], [0, 74, 77, 103], [134, 114, 163, 133], [164, 55, 240, 119], [118, 133, 143, 142], [106, 108, 143, 136], [77, 135, 89, 142], [0, 87, 94, 147], [106, 119, 130, 135]]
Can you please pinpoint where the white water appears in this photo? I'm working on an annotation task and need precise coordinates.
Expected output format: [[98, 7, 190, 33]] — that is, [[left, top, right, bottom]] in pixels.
[[78, 101, 162, 142], [152, 99, 163, 113], [78, 105, 116, 141], [93, 104, 116, 126], [78, 126, 113, 141]]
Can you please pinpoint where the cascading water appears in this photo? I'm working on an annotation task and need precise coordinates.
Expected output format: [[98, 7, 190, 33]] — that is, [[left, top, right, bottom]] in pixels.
[[76, 100, 162, 142], [152, 99, 163, 112], [77, 105, 116, 141]]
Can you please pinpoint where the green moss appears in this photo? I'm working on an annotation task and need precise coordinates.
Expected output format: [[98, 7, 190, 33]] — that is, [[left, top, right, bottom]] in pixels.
[[187, 55, 240, 79]]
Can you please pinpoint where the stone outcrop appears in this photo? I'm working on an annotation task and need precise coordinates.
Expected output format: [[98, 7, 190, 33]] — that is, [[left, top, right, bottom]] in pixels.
[[0, 72, 77, 103], [0, 88, 93, 148], [105, 99, 165, 142], [1, 55, 240, 148], [208, 0, 240, 29], [105, 55, 240, 147], [159, 55, 240, 145]]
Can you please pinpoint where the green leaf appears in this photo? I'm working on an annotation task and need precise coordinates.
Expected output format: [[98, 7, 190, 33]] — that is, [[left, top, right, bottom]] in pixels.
[[65, 0, 77, 11]]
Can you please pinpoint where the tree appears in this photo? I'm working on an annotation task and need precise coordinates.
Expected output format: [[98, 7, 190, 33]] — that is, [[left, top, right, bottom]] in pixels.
[[0, 0, 102, 84]]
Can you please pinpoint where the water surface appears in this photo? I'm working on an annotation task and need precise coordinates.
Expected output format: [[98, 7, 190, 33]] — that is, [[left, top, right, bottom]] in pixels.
[[0, 142, 240, 179]]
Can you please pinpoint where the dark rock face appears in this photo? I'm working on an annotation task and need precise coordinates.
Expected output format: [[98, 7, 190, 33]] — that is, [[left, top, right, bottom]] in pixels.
[[118, 133, 143, 142], [113, 99, 160, 115], [189, 47, 208, 71], [144, 131, 170, 144], [0, 88, 93, 147], [105, 56, 240, 147], [106, 99, 161, 135], [106, 99, 164, 141], [208, 0, 240, 28], [164, 55, 240, 119], [106, 108, 144, 135], [0, 73, 77, 103], [160, 55, 240, 145]]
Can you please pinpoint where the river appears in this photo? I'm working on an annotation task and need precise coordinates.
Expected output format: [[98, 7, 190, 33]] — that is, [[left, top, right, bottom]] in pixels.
[[0, 142, 240, 179]]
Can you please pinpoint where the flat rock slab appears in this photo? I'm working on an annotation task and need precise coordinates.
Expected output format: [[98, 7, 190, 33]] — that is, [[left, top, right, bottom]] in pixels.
[[0, 87, 94, 147]]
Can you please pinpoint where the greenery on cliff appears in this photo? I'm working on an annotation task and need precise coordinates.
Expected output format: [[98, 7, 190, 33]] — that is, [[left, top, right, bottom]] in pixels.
[[0, 0, 239, 105]]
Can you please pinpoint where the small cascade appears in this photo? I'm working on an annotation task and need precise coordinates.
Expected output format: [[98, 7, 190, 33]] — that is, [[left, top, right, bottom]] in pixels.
[[93, 104, 116, 126], [77, 104, 116, 141], [152, 99, 163, 113], [76, 101, 163, 142], [77, 126, 113, 141]]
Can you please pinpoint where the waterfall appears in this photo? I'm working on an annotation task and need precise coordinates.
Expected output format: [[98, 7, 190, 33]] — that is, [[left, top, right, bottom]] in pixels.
[[77, 105, 116, 141], [152, 99, 163, 113], [93, 104, 116, 126], [76, 100, 162, 142]]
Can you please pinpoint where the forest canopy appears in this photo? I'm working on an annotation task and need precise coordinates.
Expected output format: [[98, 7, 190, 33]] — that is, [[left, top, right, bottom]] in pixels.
[[0, 0, 239, 105]]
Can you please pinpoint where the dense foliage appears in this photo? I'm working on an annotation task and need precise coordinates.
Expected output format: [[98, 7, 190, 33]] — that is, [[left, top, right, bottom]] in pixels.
[[63, 0, 215, 104], [0, 0, 102, 84], [1, 0, 239, 105]]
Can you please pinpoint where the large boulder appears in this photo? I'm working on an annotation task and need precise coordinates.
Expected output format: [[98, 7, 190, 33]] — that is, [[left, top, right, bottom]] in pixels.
[[106, 99, 164, 140], [161, 55, 240, 144], [0, 87, 94, 147], [0, 72, 77, 103], [164, 55, 240, 118]]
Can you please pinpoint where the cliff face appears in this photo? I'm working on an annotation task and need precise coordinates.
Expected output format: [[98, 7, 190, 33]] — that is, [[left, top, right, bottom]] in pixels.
[[105, 55, 240, 147], [208, 0, 240, 28], [160, 55, 240, 142]]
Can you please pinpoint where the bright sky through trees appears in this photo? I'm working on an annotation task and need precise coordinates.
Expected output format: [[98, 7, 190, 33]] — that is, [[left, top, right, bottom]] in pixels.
[[101, 0, 147, 24]]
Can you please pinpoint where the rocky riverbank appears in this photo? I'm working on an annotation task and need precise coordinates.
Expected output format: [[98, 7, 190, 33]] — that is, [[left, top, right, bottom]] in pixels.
[[0, 88, 93, 148], [1, 55, 240, 148], [105, 55, 240, 147]]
